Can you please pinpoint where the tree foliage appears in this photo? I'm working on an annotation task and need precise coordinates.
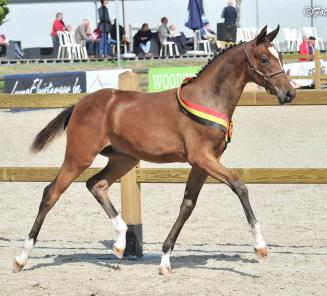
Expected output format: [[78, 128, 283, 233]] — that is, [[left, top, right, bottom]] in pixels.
[[0, 0, 9, 26]]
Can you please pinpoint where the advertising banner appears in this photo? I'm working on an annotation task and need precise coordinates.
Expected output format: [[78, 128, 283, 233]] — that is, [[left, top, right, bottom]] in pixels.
[[148, 67, 201, 93], [4, 72, 86, 94], [86, 69, 132, 93]]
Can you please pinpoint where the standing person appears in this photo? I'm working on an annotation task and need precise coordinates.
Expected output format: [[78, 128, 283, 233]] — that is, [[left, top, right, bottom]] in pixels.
[[299, 36, 310, 62], [51, 12, 66, 58], [133, 23, 152, 57], [75, 19, 95, 57], [221, 0, 237, 25], [98, 0, 111, 57], [221, 0, 237, 42]]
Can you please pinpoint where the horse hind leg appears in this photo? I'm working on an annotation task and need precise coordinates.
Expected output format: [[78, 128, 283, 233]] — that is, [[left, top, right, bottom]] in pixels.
[[86, 151, 139, 259], [13, 160, 91, 272]]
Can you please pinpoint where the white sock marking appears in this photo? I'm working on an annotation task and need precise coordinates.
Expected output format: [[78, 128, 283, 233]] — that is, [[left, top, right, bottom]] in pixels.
[[112, 215, 128, 250], [160, 249, 171, 268], [269, 46, 283, 69], [16, 237, 34, 266], [250, 223, 267, 249]]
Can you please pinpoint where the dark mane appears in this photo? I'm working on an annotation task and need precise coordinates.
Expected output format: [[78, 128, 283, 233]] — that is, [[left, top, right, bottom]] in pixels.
[[192, 41, 246, 81]]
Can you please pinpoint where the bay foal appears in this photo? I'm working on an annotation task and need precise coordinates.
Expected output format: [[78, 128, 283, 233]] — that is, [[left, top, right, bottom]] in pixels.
[[14, 26, 295, 275]]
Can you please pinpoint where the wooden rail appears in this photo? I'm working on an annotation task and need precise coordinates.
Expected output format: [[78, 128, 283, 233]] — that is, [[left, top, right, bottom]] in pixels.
[[0, 89, 326, 109], [1, 167, 327, 184], [282, 50, 327, 89]]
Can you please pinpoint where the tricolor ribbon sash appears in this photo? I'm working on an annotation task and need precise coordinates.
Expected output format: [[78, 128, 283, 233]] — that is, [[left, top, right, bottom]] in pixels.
[[176, 78, 233, 143]]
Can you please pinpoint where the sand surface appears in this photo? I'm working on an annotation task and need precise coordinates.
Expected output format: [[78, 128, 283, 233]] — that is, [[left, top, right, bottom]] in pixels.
[[0, 106, 327, 296]]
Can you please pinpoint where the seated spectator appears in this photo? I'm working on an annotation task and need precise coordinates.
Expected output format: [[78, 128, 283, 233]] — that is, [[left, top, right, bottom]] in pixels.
[[158, 17, 189, 54], [110, 19, 129, 53], [308, 36, 316, 56], [299, 36, 310, 62], [75, 19, 96, 57], [133, 23, 152, 57], [51, 12, 66, 57], [158, 17, 170, 44], [0, 34, 24, 59], [0, 34, 8, 57], [93, 26, 115, 57], [200, 24, 216, 42]]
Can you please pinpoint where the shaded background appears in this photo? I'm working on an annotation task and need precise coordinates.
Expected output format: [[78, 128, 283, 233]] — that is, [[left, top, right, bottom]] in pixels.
[[0, 0, 326, 48]]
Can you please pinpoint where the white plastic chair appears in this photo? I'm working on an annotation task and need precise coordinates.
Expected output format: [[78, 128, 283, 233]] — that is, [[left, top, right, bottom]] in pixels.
[[243, 28, 255, 42], [66, 31, 88, 59], [302, 27, 324, 50], [195, 30, 211, 55], [160, 41, 179, 57], [236, 28, 245, 42], [282, 27, 301, 51], [57, 31, 72, 59]]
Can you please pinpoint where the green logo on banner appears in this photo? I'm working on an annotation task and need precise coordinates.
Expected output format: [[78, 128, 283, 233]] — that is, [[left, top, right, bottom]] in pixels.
[[148, 67, 201, 92]]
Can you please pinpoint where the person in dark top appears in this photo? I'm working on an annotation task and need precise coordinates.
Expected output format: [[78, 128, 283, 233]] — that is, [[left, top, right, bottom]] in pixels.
[[110, 19, 125, 43], [134, 23, 152, 57], [110, 19, 129, 54], [98, 0, 111, 57], [308, 36, 316, 55], [221, 0, 237, 25], [221, 0, 237, 42]]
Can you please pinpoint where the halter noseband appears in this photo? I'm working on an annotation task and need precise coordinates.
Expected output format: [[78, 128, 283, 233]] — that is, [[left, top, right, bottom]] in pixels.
[[244, 45, 285, 94]]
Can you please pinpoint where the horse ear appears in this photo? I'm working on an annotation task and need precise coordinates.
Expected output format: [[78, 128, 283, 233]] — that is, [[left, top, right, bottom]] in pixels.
[[266, 25, 280, 42], [256, 25, 267, 45]]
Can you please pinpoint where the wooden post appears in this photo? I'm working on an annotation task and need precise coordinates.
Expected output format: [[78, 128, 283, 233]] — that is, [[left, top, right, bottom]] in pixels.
[[314, 49, 321, 89], [118, 71, 138, 91], [118, 71, 143, 257]]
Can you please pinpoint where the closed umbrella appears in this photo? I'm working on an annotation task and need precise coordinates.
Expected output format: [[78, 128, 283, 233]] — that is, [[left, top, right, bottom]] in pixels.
[[185, 0, 208, 53]]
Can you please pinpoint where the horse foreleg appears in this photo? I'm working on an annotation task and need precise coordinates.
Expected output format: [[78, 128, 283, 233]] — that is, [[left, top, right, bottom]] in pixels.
[[196, 153, 268, 257], [86, 151, 139, 259], [159, 166, 208, 276]]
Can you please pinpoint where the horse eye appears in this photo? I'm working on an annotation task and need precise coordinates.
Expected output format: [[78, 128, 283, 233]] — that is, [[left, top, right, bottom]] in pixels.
[[261, 57, 269, 64]]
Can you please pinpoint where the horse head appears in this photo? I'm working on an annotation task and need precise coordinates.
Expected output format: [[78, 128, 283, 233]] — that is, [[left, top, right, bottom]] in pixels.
[[245, 25, 296, 105]]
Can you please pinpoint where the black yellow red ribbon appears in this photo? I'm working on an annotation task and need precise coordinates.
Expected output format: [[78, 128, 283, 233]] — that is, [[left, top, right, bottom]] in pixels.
[[176, 78, 233, 143]]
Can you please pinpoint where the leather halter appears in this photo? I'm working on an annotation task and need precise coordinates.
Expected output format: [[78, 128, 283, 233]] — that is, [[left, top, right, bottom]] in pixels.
[[244, 45, 285, 94]]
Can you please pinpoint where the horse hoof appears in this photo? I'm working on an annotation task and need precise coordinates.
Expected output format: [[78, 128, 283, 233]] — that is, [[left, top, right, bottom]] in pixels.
[[112, 245, 124, 259], [159, 265, 172, 276], [255, 247, 268, 257], [13, 258, 24, 273]]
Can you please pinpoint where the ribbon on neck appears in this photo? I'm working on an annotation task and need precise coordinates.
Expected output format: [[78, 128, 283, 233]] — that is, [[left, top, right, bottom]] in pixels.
[[176, 78, 231, 136]]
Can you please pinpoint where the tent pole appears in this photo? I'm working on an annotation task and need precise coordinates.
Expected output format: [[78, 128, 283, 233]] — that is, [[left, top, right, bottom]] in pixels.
[[256, 0, 259, 31], [122, 0, 126, 30], [115, 0, 121, 67]]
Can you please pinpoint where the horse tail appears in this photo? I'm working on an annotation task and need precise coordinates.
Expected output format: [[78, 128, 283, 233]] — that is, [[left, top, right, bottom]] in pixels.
[[31, 105, 75, 153]]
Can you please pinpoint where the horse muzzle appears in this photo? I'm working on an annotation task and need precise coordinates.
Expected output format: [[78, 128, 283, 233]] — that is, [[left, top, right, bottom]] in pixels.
[[277, 88, 296, 105]]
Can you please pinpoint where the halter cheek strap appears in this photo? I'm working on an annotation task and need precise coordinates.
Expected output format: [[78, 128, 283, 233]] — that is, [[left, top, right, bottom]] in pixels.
[[244, 46, 285, 94]]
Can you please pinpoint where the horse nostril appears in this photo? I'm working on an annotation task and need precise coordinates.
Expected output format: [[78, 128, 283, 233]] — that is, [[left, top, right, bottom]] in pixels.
[[286, 90, 295, 102]]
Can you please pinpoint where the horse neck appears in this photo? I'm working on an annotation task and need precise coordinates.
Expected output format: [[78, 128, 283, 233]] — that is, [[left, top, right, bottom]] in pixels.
[[187, 45, 248, 118]]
